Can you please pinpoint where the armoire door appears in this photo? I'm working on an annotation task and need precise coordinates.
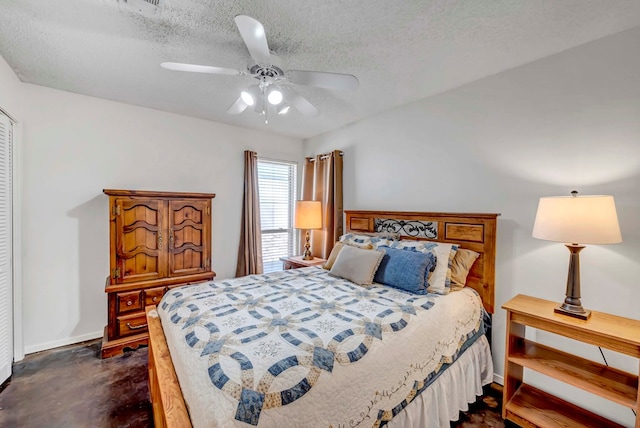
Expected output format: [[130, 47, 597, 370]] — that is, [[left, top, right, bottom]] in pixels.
[[168, 199, 210, 277], [0, 113, 13, 384], [113, 198, 168, 284]]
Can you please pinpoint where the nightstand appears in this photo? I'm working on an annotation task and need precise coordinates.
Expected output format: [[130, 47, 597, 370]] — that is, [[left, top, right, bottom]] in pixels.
[[502, 294, 640, 428], [280, 255, 326, 270]]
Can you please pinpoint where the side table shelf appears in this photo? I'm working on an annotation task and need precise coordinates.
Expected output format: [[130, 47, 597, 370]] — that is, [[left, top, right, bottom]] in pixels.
[[502, 294, 640, 428]]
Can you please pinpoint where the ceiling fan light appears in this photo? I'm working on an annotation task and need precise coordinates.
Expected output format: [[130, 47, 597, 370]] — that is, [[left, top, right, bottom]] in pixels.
[[240, 90, 255, 106], [267, 89, 283, 105]]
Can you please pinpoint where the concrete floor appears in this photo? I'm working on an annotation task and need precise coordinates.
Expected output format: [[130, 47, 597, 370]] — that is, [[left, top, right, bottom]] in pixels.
[[0, 339, 151, 427], [0, 339, 505, 427]]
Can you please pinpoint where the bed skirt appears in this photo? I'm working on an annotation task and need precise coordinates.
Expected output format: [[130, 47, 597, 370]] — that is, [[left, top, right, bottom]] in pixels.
[[388, 335, 493, 427]]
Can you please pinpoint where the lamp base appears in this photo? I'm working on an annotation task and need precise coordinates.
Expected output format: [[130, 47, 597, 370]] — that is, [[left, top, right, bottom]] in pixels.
[[302, 231, 313, 260], [555, 243, 591, 320], [554, 304, 591, 320]]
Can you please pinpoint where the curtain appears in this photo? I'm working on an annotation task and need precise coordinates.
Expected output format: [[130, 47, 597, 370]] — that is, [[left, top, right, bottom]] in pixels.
[[236, 150, 263, 276], [301, 150, 344, 259]]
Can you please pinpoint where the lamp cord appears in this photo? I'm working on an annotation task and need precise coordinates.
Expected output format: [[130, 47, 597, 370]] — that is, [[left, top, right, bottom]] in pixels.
[[598, 347, 637, 417], [598, 346, 608, 365]]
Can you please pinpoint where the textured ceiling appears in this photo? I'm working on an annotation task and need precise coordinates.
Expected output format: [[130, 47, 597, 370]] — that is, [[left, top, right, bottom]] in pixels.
[[1, 1, 640, 139]]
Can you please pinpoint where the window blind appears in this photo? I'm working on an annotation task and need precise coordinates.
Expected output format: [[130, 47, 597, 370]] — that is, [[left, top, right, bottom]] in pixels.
[[258, 159, 297, 273]]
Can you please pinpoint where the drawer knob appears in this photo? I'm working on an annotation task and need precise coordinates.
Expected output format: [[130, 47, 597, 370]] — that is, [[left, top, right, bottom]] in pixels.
[[127, 300, 133, 306], [152, 296, 158, 302]]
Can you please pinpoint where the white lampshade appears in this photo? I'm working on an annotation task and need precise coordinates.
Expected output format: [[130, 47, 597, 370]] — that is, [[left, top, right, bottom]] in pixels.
[[532, 194, 622, 245], [294, 200, 322, 230]]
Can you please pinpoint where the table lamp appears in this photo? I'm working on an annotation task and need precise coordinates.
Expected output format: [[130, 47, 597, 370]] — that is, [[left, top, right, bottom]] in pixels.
[[532, 191, 622, 320], [294, 200, 322, 260]]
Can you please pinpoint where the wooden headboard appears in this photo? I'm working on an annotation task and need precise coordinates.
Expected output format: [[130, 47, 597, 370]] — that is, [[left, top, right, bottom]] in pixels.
[[345, 210, 500, 313]]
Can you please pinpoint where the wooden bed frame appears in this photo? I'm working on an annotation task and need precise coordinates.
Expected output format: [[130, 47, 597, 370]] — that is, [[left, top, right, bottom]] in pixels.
[[145, 210, 500, 427]]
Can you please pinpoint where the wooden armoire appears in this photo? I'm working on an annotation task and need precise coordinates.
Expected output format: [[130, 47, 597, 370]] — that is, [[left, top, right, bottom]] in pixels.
[[101, 189, 216, 358]]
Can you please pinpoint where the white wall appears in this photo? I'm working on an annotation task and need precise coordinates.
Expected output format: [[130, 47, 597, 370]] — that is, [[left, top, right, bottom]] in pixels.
[[305, 27, 640, 427], [0, 55, 22, 119], [17, 83, 303, 353]]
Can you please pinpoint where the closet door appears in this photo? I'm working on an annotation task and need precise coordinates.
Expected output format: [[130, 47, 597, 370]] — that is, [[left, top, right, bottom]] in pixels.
[[0, 113, 13, 384]]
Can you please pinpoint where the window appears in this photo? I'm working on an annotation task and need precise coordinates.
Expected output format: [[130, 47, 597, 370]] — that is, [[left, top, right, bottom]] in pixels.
[[258, 159, 297, 273]]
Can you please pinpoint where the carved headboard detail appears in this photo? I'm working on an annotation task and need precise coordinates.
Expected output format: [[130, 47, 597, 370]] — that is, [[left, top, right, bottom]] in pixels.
[[345, 210, 500, 313]]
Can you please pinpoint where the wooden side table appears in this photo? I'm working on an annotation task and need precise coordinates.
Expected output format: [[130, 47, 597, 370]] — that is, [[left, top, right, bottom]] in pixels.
[[280, 255, 326, 270], [502, 294, 640, 428]]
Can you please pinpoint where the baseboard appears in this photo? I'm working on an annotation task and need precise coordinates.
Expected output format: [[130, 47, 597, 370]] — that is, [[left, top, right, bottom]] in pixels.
[[493, 373, 504, 385], [23, 331, 103, 357]]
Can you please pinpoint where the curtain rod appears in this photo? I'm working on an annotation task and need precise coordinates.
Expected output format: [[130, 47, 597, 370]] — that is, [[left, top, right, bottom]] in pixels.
[[307, 151, 344, 162]]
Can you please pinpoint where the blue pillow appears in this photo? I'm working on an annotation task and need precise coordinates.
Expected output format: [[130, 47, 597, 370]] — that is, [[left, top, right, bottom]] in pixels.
[[373, 247, 437, 294]]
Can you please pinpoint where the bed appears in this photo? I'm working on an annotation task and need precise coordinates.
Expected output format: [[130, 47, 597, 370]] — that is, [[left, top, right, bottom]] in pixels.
[[146, 210, 499, 427]]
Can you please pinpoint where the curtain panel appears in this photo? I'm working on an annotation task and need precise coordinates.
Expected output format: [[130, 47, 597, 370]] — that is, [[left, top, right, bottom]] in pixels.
[[301, 150, 344, 259], [236, 150, 263, 276]]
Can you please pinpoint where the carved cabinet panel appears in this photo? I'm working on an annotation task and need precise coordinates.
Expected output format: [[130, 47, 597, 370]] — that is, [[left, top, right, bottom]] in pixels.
[[113, 198, 167, 284], [168, 199, 210, 277]]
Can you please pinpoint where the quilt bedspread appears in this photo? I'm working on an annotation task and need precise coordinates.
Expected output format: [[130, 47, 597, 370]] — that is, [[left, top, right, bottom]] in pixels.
[[157, 267, 486, 427]]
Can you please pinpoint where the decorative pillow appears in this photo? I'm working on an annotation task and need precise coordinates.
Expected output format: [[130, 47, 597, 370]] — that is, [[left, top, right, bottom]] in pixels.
[[389, 240, 429, 252], [390, 240, 459, 295], [329, 245, 384, 286], [342, 240, 374, 250], [450, 248, 480, 289], [323, 242, 344, 270], [339, 233, 395, 249], [324, 241, 379, 270], [434, 243, 458, 293], [373, 247, 436, 294], [348, 231, 401, 240]]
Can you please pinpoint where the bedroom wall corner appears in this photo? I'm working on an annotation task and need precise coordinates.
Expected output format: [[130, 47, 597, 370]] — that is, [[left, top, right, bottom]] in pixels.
[[0, 53, 22, 119]]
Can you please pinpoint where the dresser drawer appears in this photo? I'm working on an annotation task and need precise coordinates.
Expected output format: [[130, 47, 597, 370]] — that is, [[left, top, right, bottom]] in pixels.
[[117, 290, 142, 314], [144, 286, 166, 306], [117, 312, 148, 337]]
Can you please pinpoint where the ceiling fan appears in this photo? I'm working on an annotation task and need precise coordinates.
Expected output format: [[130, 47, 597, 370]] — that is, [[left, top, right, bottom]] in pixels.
[[161, 15, 359, 121]]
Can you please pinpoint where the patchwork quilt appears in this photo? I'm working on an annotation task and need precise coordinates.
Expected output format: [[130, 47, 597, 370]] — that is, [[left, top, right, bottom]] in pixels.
[[157, 267, 486, 427]]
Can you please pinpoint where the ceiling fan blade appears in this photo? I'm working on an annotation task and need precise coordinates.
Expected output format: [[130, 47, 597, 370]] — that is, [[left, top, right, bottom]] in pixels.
[[234, 15, 272, 66], [281, 87, 319, 116], [288, 70, 359, 91], [227, 96, 248, 115], [161, 62, 241, 76]]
